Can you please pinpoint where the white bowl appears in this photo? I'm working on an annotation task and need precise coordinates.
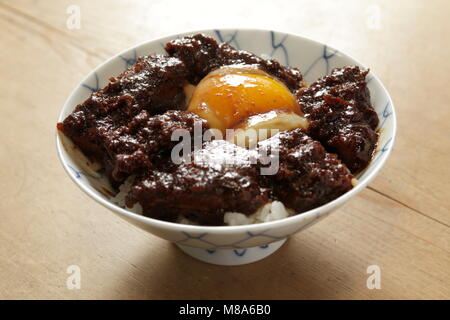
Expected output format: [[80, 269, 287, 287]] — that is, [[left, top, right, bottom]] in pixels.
[[56, 28, 396, 265]]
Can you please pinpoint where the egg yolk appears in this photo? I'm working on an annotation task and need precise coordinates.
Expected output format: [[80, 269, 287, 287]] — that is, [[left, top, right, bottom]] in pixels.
[[187, 66, 302, 133]]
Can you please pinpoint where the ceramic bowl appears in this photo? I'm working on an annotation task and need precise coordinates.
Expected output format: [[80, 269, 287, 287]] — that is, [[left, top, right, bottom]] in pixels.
[[56, 28, 396, 265]]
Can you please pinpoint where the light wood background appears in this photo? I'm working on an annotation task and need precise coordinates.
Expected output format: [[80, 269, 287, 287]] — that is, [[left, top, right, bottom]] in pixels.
[[0, 0, 449, 300]]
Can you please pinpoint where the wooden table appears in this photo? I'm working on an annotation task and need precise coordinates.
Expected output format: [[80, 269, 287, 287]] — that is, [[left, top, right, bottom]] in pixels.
[[1, 0, 449, 300]]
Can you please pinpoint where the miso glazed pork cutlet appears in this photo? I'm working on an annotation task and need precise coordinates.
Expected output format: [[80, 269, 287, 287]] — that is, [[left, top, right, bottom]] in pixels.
[[57, 34, 379, 226]]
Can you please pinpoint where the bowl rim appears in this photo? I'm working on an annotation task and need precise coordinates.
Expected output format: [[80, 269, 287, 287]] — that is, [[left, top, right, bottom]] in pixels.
[[55, 27, 397, 234]]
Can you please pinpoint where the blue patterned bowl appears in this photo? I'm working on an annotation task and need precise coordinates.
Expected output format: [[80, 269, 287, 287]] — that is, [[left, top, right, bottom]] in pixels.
[[56, 29, 396, 265]]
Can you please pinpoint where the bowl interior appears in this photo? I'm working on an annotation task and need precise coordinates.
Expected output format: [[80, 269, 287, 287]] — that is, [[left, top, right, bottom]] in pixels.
[[56, 29, 395, 232]]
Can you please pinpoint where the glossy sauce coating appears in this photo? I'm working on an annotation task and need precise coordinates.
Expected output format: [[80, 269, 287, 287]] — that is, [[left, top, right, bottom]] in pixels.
[[57, 54, 195, 185], [57, 34, 377, 225], [298, 66, 379, 172], [127, 130, 353, 225], [165, 33, 304, 91]]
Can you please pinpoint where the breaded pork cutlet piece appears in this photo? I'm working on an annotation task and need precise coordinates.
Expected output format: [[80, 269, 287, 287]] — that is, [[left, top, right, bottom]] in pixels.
[[57, 55, 191, 185], [127, 129, 353, 225], [165, 33, 304, 92], [298, 66, 379, 172], [258, 129, 354, 213], [98, 110, 208, 183], [126, 140, 269, 225]]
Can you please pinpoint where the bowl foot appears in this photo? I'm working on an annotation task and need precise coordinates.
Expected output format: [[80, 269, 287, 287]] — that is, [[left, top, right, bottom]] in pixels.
[[175, 238, 287, 266]]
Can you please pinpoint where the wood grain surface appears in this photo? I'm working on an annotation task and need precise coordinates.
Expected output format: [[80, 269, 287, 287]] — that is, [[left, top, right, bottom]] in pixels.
[[0, 0, 449, 299]]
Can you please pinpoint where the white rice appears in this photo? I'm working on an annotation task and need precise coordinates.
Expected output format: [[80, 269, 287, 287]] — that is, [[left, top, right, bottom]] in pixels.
[[223, 201, 293, 226], [110, 176, 143, 214], [110, 176, 292, 226]]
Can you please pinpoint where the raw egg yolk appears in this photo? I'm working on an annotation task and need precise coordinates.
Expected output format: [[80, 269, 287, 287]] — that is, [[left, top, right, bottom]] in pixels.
[[187, 66, 302, 133]]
